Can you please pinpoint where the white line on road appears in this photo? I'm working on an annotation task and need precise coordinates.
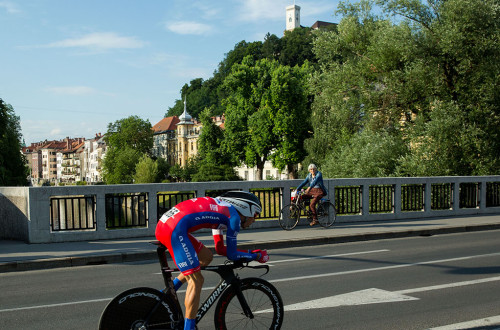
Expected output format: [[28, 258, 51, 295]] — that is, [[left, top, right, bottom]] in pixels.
[[267, 249, 390, 264], [0, 298, 111, 313], [2, 250, 499, 313], [428, 315, 500, 329], [275, 275, 500, 312], [269, 251, 500, 283]]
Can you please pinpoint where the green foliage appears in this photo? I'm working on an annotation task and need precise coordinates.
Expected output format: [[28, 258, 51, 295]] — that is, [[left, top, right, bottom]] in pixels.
[[323, 129, 407, 178], [102, 147, 142, 184], [0, 99, 28, 186], [102, 116, 153, 184], [279, 27, 317, 67], [104, 116, 153, 154], [306, 0, 500, 177], [133, 154, 159, 183], [155, 157, 171, 182], [222, 56, 312, 179]]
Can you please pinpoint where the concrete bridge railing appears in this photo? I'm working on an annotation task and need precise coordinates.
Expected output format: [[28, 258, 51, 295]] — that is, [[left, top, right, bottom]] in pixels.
[[1, 176, 499, 243]]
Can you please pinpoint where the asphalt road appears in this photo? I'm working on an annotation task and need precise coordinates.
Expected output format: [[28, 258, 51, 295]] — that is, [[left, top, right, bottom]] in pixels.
[[1, 230, 500, 329]]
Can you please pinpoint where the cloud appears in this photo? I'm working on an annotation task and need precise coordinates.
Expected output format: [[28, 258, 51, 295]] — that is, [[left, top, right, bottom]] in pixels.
[[165, 21, 213, 35], [237, 0, 337, 23], [0, 1, 21, 14], [238, 0, 288, 22], [44, 32, 146, 51], [50, 128, 62, 135], [44, 86, 97, 96]]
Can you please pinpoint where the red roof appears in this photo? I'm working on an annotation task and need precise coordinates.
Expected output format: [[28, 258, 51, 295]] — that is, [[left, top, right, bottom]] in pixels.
[[152, 116, 180, 133]]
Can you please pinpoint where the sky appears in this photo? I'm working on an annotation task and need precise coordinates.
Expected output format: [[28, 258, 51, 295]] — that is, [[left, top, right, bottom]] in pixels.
[[0, 0, 341, 145]]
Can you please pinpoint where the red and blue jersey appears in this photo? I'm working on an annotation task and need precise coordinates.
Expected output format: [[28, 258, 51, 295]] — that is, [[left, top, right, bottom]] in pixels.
[[155, 197, 256, 275]]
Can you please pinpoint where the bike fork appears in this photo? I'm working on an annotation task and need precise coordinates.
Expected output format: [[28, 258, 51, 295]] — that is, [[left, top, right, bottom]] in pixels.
[[234, 283, 254, 319]]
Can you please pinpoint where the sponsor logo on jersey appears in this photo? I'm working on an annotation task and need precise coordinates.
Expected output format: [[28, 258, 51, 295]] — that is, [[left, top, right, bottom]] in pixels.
[[159, 207, 180, 223], [179, 235, 194, 265]]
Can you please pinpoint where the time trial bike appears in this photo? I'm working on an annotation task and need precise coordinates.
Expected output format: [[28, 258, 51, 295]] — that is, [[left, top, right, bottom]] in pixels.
[[278, 190, 336, 231], [99, 241, 284, 329]]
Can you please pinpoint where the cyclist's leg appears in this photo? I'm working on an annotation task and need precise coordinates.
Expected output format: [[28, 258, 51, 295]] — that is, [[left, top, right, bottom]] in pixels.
[[184, 271, 204, 322], [309, 188, 324, 225], [169, 227, 205, 329], [174, 234, 213, 289]]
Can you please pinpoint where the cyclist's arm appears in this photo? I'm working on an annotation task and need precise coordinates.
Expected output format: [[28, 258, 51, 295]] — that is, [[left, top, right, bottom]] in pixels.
[[225, 213, 258, 261], [296, 176, 309, 191], [212, 229, 250, 256]]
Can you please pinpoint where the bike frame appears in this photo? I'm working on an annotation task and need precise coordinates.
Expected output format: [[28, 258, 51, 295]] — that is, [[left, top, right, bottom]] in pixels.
[[293, 191, 330, 214], [155, 242, 269, 326]]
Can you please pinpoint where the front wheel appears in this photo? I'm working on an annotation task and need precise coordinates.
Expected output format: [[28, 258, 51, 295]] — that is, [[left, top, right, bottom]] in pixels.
[[99, 287, 183, 330], [279, 203, 300, 230], [317, 201, 336, 228], [214, 278, 284, 330]]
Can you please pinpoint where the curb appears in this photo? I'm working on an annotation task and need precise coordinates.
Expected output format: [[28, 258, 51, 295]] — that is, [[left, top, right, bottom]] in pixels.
[[2, 223, 500, 273]]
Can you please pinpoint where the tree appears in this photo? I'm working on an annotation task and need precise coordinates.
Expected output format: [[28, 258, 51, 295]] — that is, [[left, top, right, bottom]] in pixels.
[[102, 146, 142, 184], [222, 56, 312, 179], [133, 154, 158, 183], [102, 116, 153, 184], [0, 99, 28, 186], [191, 107, 240, 182], [306, 0, 500, 176], [279, 27, 317, 67]]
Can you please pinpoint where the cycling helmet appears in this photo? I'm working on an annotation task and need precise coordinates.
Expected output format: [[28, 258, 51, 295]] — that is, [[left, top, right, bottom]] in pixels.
[[218, 191, 262, 218]]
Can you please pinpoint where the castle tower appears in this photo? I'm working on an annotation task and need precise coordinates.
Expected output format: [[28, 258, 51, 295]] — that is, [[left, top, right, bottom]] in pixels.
[[286, 4, 301, 31]]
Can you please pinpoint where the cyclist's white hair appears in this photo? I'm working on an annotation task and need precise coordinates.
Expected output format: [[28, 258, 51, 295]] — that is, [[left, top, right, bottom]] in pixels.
[[308, 164, 317, 171]]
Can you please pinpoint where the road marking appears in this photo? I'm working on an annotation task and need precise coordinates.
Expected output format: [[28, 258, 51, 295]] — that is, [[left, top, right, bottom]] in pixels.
[[428, 315, 500, 329], [264, 275, 500, 312], [280, 288, 417, 311], [3, 251, 499, 313], [269, 251, 500, 283], [397, 275, 500, 295], [0, 298, 111, 313], [267, 249, 390, 264]]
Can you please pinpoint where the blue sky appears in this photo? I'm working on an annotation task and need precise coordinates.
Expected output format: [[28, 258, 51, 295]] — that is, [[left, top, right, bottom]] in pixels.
[[0, 0, 340, 145]]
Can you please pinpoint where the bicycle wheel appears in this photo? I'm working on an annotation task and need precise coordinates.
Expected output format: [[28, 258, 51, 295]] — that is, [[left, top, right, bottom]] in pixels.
[[278, 203, 300, 230], [99, 287, 183, 330], [317, 201, 336, 228], [214, 277, 284, 330]]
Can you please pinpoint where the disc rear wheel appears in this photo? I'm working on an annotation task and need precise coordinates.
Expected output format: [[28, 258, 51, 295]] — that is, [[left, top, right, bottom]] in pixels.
[[99, 287, 182, 330]]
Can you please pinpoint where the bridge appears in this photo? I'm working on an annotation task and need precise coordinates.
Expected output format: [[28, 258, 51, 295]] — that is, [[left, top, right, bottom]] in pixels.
[[1, 176, 499, 243]]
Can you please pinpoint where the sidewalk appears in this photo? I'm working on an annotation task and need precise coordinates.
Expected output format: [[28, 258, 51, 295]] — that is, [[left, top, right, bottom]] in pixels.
[[1, 214, 500, 273]]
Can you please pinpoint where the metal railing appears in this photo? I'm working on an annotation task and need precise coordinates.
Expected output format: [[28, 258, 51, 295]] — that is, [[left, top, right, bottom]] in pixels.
[[105, 193, 148, 229], [3, 175, 498, 243], [50, 195, 96, 231]]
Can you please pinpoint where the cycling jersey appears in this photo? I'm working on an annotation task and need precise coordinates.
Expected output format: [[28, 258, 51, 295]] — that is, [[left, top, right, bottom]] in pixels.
[[155, 197, 257, 276]]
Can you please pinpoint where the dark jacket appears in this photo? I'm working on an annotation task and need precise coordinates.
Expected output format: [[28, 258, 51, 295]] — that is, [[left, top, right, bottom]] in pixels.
[[297, 170, 327, 196]]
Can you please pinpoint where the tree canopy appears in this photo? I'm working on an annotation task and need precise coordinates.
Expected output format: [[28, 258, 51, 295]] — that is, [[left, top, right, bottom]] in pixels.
[[306, 0, 500, 177], [102, 116, 153, 184], [222, 56, 312, 180], [0, 98, 28, 186]]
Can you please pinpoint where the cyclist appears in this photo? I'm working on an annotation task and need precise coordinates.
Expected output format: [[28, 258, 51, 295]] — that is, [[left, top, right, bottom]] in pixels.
[[295, 163, 328, 226], [155, 191, 269, 330]]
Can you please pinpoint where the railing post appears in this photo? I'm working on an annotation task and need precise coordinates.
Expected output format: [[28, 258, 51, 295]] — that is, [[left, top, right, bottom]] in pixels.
[[480, 180, 487, 211], [394, 182, 402, 216], [95, 190, 106, 233], [148, 187, 157, 235], [424, 181, 432, 214], [361, 183, 370, 217], [453, 182, 460, 212]]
